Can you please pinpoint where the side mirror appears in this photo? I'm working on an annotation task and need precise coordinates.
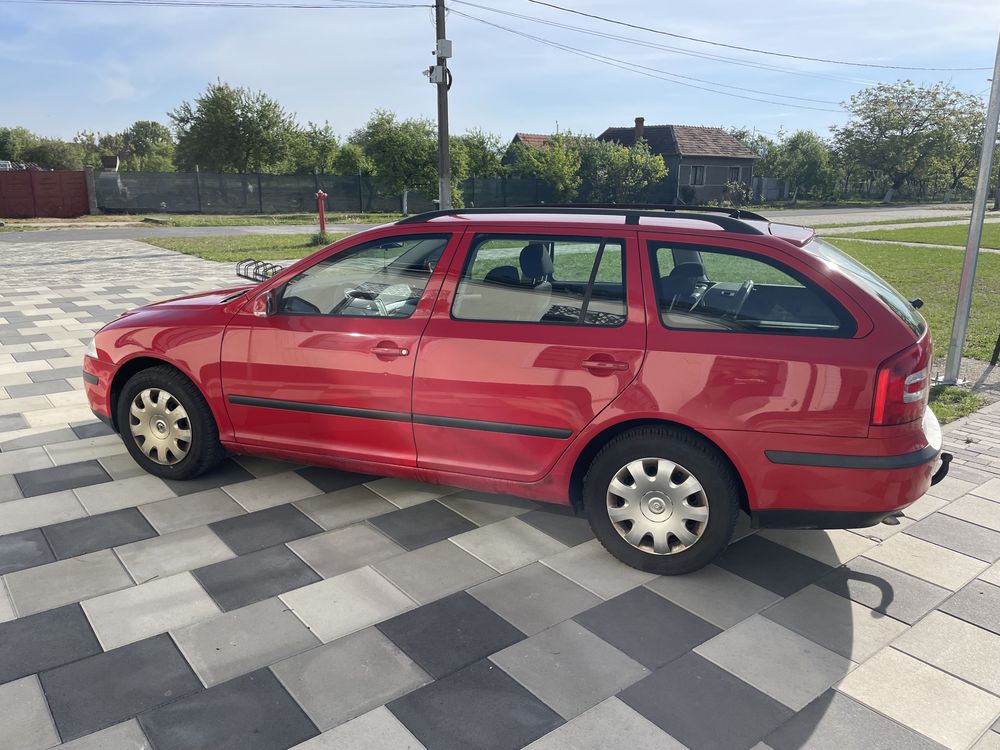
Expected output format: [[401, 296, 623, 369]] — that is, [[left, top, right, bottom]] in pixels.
[[251, 291, 275, 317]]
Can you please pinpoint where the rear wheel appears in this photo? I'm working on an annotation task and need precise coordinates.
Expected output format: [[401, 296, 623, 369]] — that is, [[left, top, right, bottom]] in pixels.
[[583, 426, 739, 575], [116, 365, 225, 480]]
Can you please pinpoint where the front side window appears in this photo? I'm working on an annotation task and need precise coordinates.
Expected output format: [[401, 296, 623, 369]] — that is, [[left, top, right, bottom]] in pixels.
[[278, 234, 449, 317], [452, 234, 626, 326], [689, 166, 705, 186], [728, 166, 741, 182], [650, 241, 853, 336]]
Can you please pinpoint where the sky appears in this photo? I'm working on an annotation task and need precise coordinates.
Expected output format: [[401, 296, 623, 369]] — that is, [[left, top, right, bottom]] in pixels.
[[2, 0, 999, 143]]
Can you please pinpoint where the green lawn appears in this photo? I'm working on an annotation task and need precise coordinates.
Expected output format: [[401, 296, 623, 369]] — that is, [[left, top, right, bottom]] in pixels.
[[141, 212, 402, 227], [838, 222, 1000, 248], [928, 385, 987, 423], [813, 215, 970, 229], [141, 233, 351, 262], [827, 238, 1000, 362]]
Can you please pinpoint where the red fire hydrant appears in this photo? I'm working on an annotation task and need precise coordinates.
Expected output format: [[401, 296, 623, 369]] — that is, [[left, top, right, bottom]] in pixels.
[[315, 190, 328, 234]]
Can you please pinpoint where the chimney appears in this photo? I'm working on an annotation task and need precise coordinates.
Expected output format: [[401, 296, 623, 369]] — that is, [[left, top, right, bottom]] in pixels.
[[634, 116, 645, 141]]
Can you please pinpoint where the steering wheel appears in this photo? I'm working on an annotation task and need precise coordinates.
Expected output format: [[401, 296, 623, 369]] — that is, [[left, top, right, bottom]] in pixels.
[[730, 280, 754, 319]]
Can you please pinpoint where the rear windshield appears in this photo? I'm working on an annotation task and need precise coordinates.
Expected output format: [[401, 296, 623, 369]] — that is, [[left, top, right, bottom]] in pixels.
[[803, 238, 926, 335]]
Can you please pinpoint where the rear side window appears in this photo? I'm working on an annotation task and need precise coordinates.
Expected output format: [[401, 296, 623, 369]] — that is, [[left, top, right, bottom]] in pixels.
[[452, 234, 626, 326], [649, 241, 854, 336], [803, 238, 926, 335]]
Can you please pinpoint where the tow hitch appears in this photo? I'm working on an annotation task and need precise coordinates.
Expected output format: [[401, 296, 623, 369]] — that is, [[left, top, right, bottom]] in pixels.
[[931, 452, 953, 486]]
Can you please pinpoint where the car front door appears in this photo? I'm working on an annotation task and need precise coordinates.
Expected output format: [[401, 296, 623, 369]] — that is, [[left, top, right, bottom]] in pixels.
[[411, 227, 646, 482], [221, 229, 461, 466]]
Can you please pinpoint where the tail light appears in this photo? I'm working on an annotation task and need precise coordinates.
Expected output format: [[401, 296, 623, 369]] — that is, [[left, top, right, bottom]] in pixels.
[[871, 341, 931, 425]]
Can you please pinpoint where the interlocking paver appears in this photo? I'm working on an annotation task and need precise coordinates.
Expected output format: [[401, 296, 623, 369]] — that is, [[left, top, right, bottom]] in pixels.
[[368, 500, 476, 550], [43, 507, 157, 559], [541, 539, 656, 600], [0, 604, 101, 685], [904, 512, 1000, 562], [272, 627, 429, 730], [941, 494, 1000, 531], [451, 516, 567, 573], [862, 532, 987, 591], [0, 675, 60, 750], [288, 523, 404, 578], [0, 528, 54, 574], [0, 488, 85, 535], [222, 470, 323, 512], [294, 485, 396, 530], [893, 611, 1000, 695], [5, 548, 133, 616], [374, 539, 497, 604], [57, 719, 151, 750], [291, 706, 425, 750], [941, 579, 1000, 635], [115, 525, 236, 583], [524, 697, 684, 750], [194, 545, 321, 612], [816, 556, 951, 624], [139, 487, 246, 534], [365, 477, 458, 508], [439, 490, 538, 525], [209, 503, 322, 555], [644, 562, 781, 628]]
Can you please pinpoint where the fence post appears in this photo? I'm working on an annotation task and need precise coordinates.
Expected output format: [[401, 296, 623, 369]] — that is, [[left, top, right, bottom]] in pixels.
[[256, 171, 264, 213], [194, 165, 203, 213], [84, 166, 99, 215]]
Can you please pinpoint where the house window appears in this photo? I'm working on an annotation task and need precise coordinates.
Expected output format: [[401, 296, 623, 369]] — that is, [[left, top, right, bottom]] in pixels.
[[729, 166, 742, 182], [689, 166, 705, 186]]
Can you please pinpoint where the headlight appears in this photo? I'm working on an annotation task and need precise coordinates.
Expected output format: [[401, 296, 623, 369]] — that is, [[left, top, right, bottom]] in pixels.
[[84, 338, 97, 360]]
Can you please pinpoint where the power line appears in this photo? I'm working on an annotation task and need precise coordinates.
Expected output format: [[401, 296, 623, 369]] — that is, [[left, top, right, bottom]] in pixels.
[[8, 0, 427, 7], [452, 10, 844, 112], [523, 0, 993, 72], [450, 0, 874, 86]]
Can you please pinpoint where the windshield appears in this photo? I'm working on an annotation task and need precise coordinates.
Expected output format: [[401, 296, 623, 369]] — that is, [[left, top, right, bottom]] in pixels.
[[803, 238, 926, 336]]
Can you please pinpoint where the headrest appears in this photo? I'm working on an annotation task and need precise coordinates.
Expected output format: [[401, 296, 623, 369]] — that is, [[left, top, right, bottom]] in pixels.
[[519, 243, 554, 280]]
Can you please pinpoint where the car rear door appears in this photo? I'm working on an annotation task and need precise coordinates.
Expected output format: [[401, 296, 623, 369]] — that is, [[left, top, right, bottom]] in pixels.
[[221, 228, 462, 466], [411, 226, 646, 481]]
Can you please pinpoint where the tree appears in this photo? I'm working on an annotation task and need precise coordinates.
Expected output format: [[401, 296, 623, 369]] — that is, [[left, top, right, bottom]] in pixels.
[[576, 137, 667, 203], [728, 127, 781, 175], [284, 121, 340, 174], [831, 80, 973, 201], [170, 81, 296, 173], [931, 92, 985, 195], [772, 130, 834, 201], [458, 128, 506, 178], [509, 133, 582, 201], [350, 110, 438, 212], [0, 127, 40, 163], [123, 121, 175, 172], [21, 139, 85, 170]]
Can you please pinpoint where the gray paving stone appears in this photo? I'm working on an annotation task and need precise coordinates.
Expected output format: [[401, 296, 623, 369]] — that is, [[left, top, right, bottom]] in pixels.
[[0, 473, 22, 502], [288, 523, 404, 578], [765, 691, 945, 750], [644, 563, 781, 629], [294, 465, 378, 493], [5, 379, 73, 398], [524, 697, 683, 750], [70, 420, 116, 439], [438, 490, 538, 525], [941, 494, 1000, 531], [575, 586, 720, 669], [716, 534, 834, 597], [14, 458, 111, 497], [941, 579, 1000, 635], [0, 527, 54, 574], [373, 540, 497, 605], [43, 507, 157, 559], [14, 347, 67, 361], [58, 719, 151, 750], [115, 525, 235, 583], [74, 473, 175, 514], [28, 365, 85, 383], [5, 548, 133, 616], [139, 669, 318, 750], [838, 648, 1000, 749], [0, 413, 28, 431], [619, 652, 793, 750], [273, 627, 430, 730], [194, 545, 321, 612], [762, 584, 909, 662], [378, 591, 525, 679], [905, 512, 1000, 562], [894, 611, 1000, 695], [863, 533, 987, 591], [816, 556, 951, 624], [491, 619, 649, 720], [0, 426, 76, 452], [222, 471, 323, 512], [365, 477, 457, 508], [518, 506, 595, 547], [0, 675, 60, 750], [368, 500, 476, 550], [388, 659, 562, 750], [290, 707, 425, 750], [82, 572, 221, 650], [209, 503, 322, 555], [173, 597, 320, 687], [295, 485, 397, 530], [0, 604, 101, 685], [694, 615, 854, 711], [98, 452, 146, 480], [41, 633, 202, 741], [280, 566, 415, 642], [541, 539, 656, 600], [451, 516, 567, 573], [139, 488, 246, 534], [160, 458, 254, 496], [469, 562, 602, 636]]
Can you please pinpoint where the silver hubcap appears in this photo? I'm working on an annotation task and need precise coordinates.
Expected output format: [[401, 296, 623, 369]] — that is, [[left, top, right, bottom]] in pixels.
[[607, 457, 710, 555], [128, 388, 192, 466]]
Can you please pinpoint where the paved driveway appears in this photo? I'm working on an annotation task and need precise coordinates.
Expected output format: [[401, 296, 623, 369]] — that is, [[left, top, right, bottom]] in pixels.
[[2, 239, 1000, 750]]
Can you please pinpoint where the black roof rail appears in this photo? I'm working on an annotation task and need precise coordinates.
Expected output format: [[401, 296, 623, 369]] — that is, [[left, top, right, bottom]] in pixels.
[[395, 205, 766, 235], [543, 203, 772, 222]]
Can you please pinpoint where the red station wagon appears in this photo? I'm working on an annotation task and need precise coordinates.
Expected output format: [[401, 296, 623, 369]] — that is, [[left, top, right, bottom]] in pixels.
[[82, 206, 951, 574]]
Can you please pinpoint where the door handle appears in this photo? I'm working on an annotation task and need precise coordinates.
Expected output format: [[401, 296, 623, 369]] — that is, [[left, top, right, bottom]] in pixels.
[[372, 344, 410, 357], [582, 358, 629, 371]]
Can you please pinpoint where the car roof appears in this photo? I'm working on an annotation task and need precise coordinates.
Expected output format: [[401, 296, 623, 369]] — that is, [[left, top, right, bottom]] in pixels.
[[393, 206, 816, 247]]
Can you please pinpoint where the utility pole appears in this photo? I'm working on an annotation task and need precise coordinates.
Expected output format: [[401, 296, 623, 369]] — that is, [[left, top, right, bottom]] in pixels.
[[943, 30, 1000, 383], [434, 0, 452, 209]]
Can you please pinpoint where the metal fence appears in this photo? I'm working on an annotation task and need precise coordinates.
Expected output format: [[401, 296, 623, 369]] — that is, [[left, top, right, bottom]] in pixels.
[[93, 170, 562, 215]]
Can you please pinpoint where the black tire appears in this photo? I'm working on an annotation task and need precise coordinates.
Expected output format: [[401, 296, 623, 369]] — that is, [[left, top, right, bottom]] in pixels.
[[582, 426, 740, 575], [116, 365, 225, 481]]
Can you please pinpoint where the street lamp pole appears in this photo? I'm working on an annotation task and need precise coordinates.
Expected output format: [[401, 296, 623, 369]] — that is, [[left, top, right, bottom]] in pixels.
[[434, 0, 452, 209], [943, 31, 1000, 383]]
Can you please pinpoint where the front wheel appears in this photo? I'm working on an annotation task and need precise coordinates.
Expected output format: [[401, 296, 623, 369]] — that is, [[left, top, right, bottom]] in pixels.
[[583, 426, 740, 575], [116, 365, 225, 481]]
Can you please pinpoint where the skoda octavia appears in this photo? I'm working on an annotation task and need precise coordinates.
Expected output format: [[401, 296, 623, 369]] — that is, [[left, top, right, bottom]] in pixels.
[[83, 206, 949, 574]]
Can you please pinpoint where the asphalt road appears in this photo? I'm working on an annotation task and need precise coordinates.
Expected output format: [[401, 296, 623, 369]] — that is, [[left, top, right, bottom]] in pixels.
[[0, 204, 977, 243]]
